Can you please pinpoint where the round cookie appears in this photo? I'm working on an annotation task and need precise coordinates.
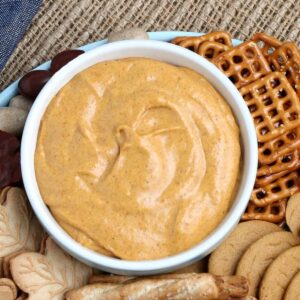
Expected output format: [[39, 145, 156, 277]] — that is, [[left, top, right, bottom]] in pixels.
[[260, 246, 300, 300], [236, 231, 300, 296], [208, 220, 281, 275], [284, 271, 300, 300], [286, 193, 300, 236]]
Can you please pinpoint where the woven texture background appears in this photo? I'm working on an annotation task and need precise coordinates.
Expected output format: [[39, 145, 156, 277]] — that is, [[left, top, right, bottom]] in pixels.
[[1, 0, 300, 91]]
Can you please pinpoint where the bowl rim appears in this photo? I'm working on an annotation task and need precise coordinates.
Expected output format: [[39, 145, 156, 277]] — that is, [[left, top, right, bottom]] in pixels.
[[21, 39, 258, 275]]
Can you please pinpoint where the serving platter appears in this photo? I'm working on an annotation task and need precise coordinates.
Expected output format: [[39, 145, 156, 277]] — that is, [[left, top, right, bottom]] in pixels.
[[1, 29, 300, 298], [0, 31, 241, 107]]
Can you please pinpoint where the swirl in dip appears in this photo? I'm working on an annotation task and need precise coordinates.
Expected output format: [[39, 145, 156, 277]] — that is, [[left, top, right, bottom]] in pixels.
[[35, 58, 240, 260]]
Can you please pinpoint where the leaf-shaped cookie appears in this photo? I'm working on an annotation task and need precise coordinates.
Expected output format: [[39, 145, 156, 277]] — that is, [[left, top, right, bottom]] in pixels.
[[0, 188, 30, 257], [0, 278, 17, 300], [3, 250, 26, 278], [0, 187, 44, 257], [0, 258, 3, 277], [25, 214, 45, 252], [10, 237, 92, 300]]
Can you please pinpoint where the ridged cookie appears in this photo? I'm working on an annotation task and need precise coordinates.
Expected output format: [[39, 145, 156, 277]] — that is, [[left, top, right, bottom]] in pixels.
[[260, 246, 300, 300], [286, 193, 300, 236], [236, 231, 300, 296], [284, 271, 300, 300], [209, 220, 281, 275]]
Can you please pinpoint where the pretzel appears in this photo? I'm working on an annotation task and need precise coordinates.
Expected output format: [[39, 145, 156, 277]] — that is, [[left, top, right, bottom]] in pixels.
[[239, 72, 300, 143], [256, 149, 300, 187], [268, 42, 300, 98], [171, 31, 232, 53], [251, 170, 299, 207], [66, 274, 249, 300], [242, 199, 286, 223], [258, 126, 300, 164], [198, 41, 231, 60], [171, 36, 191, 45], [213, 41, 271, 88], [251, 32, 282, 58]]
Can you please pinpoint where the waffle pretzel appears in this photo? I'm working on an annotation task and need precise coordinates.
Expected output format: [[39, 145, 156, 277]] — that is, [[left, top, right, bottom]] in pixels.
[[171, 31, 232, 53], [251, 170, 299, 207], [251, 32, 282, 57], [239, 72, 300, 143], [242, 199, 286, 223], [256, 149, 300, 187], [213, 41, 271, 88], [268, 42, 300, 98], [198, 41, 230, 60], [258, 126, 300, 164]]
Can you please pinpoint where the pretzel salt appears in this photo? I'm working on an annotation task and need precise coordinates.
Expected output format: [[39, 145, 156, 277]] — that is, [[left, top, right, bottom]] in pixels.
[[239, 72, 300, 143]]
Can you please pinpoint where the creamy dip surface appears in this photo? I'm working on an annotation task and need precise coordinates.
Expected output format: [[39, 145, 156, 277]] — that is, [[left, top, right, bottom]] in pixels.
[[35, 58, 240, 260]]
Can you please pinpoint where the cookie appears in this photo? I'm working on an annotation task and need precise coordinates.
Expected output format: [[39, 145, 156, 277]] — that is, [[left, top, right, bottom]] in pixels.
[[0, 187, 44, 258], [0, 258, 3, 278], [0, 278, 17, 300], [236, 231, 300, 296], [286, 193, 300, 236], [2, 250, 26, 279], [260, 245, 300, 300], [10, 237, 92, 300], [284, 271, 300, 300], [208, 220, 281, 275]]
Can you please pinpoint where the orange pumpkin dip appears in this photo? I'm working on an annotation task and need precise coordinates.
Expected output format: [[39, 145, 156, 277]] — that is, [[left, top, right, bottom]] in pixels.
[[35, 58, 240, 260]]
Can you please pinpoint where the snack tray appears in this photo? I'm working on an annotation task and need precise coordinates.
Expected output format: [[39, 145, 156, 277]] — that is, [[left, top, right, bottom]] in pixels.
[[0, 31, 241, 107]]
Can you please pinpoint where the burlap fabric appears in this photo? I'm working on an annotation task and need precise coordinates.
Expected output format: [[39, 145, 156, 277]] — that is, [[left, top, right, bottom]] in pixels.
[[1, 0, 299, 91]]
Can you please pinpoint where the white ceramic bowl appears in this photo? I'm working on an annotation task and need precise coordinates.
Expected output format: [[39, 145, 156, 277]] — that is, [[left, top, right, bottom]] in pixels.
[[21, 40, 257, 275]]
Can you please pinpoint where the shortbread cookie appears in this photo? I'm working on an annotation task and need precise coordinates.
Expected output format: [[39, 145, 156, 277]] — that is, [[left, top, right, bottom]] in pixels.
[[284, 271, 300, 300], [10, 237, 92, 300], [260, 246, 300, 300], [208, 220, 281, 275], [236, 231, 300, 296], [0, 278, 17, 300], [286, 193, 300, 236], [0, 187, 44, 258]]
